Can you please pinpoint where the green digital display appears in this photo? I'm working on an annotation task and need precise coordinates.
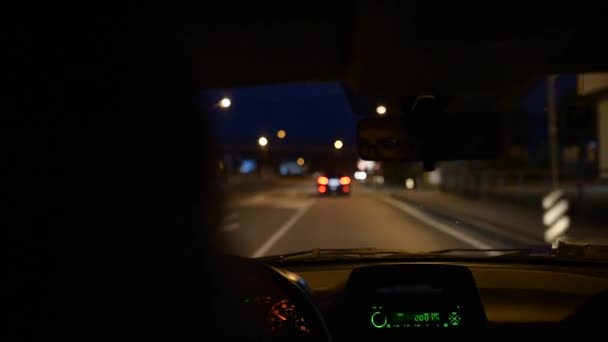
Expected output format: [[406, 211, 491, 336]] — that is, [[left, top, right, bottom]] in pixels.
[[392, 312, 441, 322], [370, 306, 462, 329]]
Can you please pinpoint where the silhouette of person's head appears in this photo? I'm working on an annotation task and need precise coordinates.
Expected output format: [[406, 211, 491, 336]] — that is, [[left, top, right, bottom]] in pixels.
[[7, 12, 224, 340]]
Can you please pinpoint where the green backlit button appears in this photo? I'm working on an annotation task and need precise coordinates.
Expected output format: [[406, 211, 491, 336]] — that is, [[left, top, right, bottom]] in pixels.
[[371, 312, 387, 328], [449, 312, 461, 326]]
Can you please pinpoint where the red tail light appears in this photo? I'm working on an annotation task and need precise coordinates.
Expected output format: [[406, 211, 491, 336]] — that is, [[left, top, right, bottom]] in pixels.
[[317, 176, 328, 185], [318, 185, 327, 193], [339, 176, 351, 185]]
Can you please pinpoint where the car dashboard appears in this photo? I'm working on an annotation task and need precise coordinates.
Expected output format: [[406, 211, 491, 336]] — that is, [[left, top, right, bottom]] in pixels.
[[251, 260, 608, 341]]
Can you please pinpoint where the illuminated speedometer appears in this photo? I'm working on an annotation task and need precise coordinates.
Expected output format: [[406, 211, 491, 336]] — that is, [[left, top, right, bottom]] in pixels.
[[269, 299, 295, 329], [268, 299, 310, 333]]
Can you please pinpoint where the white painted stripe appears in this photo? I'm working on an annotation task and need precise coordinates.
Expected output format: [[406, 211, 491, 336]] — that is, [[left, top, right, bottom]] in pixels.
[[251, 203, 314, 258], [378, 195, 494, 250], [542, 189, 564, 210], [544, 216, 570, 243], [542, 199, 569, 226], [220, 222, 240, 232]]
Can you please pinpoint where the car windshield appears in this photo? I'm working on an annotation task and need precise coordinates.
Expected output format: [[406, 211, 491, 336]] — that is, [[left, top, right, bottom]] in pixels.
[[205, 78, 608, 259], [204, 75, 608, 257]]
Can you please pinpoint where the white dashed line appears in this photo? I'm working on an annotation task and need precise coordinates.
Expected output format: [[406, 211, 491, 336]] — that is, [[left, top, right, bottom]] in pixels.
[[251, 203, 314, 258], [220, 212, 240, 232]]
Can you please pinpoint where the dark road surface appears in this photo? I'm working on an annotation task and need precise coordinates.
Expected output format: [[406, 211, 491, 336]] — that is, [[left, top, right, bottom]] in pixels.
[[216, 179, 529, 257]]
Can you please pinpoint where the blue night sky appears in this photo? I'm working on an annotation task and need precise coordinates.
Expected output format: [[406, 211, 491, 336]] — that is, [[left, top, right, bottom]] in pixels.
[[525, 74, 577, 115], [204, 76, 578, 148], [204, 83, 358, 147]]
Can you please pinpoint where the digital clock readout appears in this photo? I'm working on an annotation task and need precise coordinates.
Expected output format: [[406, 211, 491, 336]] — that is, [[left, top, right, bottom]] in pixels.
[[370, 306, 462, 329]]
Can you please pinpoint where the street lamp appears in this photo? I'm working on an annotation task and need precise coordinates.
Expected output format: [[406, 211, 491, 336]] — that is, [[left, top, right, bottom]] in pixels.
[[376, 105, 387, 115], [405, 178, 415, 190], [277, 130, 286, 139], [296, 157, 305, 166], [258, 136, 268, 147], [219, 97, 231, 109], [334, 140, 343, 150]]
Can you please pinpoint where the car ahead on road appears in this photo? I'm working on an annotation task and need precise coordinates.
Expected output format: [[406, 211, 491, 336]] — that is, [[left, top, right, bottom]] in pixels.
[[316, 174, 351, 196]]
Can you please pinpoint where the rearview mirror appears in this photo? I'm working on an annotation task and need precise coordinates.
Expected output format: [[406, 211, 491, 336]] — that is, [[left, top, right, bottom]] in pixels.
[[357, 114, 504, 162]]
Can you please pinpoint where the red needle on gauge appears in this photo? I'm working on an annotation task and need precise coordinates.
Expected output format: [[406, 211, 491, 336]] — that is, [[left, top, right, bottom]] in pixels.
[[273, 311, 287, 321]]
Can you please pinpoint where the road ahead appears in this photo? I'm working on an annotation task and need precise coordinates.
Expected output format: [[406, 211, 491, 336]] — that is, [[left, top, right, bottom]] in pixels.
[[216, 179, 529, 257]]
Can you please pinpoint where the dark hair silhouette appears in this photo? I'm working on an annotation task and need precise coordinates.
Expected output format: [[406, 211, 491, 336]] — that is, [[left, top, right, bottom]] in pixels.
[[7, 12, 223, 340]]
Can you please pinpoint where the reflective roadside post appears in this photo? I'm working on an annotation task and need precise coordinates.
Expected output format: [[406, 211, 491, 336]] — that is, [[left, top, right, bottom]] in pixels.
[[542, 189, 570, 246]]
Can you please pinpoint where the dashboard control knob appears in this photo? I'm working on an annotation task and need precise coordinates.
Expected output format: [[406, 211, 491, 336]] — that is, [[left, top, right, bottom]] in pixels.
[[371, 311, 387, 328]]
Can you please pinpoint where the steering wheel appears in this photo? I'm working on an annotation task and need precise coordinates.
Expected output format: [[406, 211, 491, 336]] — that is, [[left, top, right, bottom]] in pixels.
[[209, 255, 332, 342]]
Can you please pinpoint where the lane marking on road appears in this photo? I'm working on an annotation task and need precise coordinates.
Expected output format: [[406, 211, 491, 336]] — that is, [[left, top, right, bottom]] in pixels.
[[378, 195, 495, 250], [251, 203, 314, 258], [219, 212, 240, 232], [220, 222, 240, 232]]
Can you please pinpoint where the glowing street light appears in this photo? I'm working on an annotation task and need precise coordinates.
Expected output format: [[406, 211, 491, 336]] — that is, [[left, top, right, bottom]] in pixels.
[[277, 130, 286, 139], [334, 140, 343, 150], [376, 105, 387, 115], [258, 136, 268, 147], [219, 97, 231, 109], [296, 157, 305, 166]]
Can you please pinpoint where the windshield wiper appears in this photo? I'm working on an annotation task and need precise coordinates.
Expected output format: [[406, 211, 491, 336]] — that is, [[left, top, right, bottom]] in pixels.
[[259, 246, 557, 263], [428, 248, 526, 254], [258, 248, 420, 262], [426, 247, 553, 257]]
